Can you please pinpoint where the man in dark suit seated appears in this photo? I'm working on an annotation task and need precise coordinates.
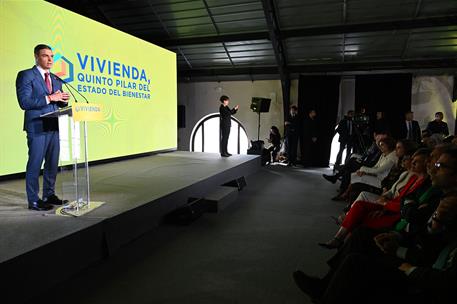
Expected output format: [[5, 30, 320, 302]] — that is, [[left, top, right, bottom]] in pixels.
[[399, 111, 421, 144], [427, 112, 449, 137], [16, 44, 70, 211]]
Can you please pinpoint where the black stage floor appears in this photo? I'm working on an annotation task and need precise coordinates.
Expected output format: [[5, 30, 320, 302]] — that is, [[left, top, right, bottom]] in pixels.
[[0, 151, 260, 303]]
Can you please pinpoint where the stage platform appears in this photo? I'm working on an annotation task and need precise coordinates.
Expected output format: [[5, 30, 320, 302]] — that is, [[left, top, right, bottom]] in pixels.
[[0, 151, 260, 303]]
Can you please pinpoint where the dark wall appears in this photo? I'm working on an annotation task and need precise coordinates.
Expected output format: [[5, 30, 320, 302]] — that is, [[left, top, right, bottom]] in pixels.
[[355, 74, 412, 138], [298, 75, 341, 167]]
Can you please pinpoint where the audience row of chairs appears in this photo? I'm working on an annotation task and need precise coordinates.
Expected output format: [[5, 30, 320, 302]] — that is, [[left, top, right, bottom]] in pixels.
[[292, 126, 457, 303]]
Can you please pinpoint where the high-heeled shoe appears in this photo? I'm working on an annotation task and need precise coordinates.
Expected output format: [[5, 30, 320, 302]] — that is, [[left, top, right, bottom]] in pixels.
[[318, 237, 343, 249], [330, 214, 345, 226]]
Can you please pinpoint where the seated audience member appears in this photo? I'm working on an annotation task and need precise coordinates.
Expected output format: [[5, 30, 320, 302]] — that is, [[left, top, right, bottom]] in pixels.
[[331, 153, 415, 226], [421, 129, 432, 145], [343, 153, 414, 220], [394, 145, 451, 233], [423, 133, 445, 149], [346, 139, 417, 205], [380, 139, 418, 192], [399, 110, 422, 144], [323, 133, 386, 198], [427, 111, 449, 137], [267, 126, 281, 163], [319, 148, 430, 249], [443, 135, 455, 144], [333, 137, 398, 202], [319, 151, 457, 304], [293, 146, 457, 304]]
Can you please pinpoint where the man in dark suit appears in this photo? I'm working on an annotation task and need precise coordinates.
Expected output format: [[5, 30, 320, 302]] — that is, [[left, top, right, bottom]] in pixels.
[[285, 105, 300, 166], [302, 109, 319, 167], [335, 110, 355, 166], [427, 111, 449, 136], [399, 111, 421, 144], [16, 44, 70, 211], [219, 95, 238, 157]]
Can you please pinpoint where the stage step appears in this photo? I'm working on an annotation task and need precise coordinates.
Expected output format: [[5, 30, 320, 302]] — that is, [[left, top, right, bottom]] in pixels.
[[204, 186, 239, 213]]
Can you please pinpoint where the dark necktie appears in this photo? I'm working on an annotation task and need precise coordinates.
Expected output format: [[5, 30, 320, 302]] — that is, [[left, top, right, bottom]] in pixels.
[[45, 72, 52, 94], [407, 121, 412, 139]]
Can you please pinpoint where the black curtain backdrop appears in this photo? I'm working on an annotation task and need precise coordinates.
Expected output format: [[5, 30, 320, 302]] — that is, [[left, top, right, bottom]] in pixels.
[[298, 75, 341, 167], [355, 74, 412, 139]]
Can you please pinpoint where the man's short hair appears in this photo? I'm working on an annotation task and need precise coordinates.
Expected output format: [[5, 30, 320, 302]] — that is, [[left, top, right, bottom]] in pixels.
[[347, 110, 354, 115], [34, 44, 52, 55], [412, 147, 432, 159], [379, 136, 396, 151], [290, 105, 298, 110], [435, 112, 444, 117], [405, 110, 413, 114], [442, 147, 457, 173], [422, 129, 432, 137], [220, 95, 229, 103]]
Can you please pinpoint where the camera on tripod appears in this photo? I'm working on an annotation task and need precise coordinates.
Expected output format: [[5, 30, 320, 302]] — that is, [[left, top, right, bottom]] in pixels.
[[352, 110, 371, 154]]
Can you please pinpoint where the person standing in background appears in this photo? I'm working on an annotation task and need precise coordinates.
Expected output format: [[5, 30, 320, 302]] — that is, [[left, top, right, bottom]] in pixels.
[[335, 110, 355, 166], [285, 105, 300, 166], [373, 111, 390, 136], [219, 95, 239, 157], [399, 111, 421, 144], [302, 109, 319, 167], [427, 112, 449, 137]]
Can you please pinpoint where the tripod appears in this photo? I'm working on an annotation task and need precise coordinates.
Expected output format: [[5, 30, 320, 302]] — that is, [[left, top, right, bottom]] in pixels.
[[353, 125, 369, 155]]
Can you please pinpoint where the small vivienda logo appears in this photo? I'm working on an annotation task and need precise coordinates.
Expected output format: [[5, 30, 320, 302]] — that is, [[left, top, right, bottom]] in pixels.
[[53, 54, 74, 83]]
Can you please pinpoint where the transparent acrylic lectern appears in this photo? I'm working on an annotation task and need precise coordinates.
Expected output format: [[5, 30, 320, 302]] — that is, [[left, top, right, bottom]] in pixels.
[[41, 105, 94, 215]]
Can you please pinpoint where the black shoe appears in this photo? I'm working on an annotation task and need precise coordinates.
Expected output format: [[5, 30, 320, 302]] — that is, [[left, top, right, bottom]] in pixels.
[[331, 195, 345, 201], [28, 199, 53, 211], [292, 270, 324, 300], [318, 237, 343, 250], [43, 194, 68, 205], [221, 153, 230, 157], [227, 153, 232, 156], [322, 174, 337, 184]]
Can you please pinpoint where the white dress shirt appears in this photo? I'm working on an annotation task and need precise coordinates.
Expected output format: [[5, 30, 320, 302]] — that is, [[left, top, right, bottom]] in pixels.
[[36, 65, 52, 104]]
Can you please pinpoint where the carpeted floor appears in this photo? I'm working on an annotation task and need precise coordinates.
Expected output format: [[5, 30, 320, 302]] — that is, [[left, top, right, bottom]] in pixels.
[[30, 165, 344, 304]]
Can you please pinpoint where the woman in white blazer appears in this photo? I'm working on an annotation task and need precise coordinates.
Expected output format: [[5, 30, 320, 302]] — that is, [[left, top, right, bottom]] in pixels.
[[336, 137, 398, 203]]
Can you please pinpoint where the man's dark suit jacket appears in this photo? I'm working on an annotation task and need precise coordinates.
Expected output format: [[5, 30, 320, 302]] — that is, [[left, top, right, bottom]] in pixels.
[[427, 120, 449, 136], [336, 116, 354, 143], [399, 120, 422, 143], [16, 66, 66, 133], [285, 114, 299, 137], [219, 104, 237, 129]]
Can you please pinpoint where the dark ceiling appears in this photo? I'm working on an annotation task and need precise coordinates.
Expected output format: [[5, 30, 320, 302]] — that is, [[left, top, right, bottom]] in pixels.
[[47, 0, 457, 81]]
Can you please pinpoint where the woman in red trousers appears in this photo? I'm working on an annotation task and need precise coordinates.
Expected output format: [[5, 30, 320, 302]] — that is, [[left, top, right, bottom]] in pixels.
[[319, 148, 431, 249]]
